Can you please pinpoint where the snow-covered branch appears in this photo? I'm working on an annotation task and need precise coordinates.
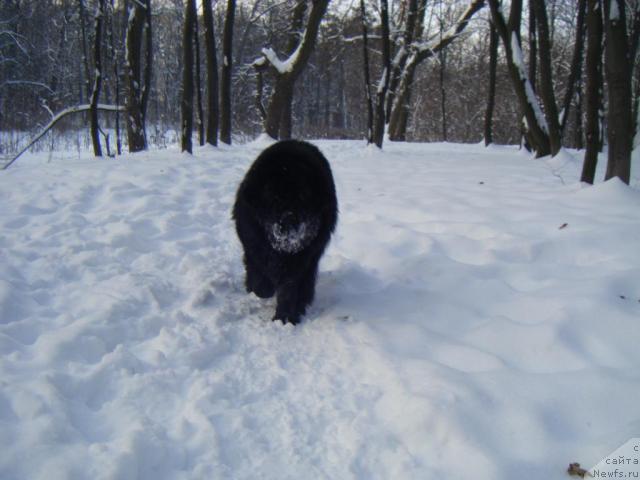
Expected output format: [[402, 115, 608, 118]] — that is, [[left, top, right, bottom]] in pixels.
[[260, 46, 300, 74], [0, 80, 54, 93], [410, 0, 485, 63], [2, 104, 125, 171]]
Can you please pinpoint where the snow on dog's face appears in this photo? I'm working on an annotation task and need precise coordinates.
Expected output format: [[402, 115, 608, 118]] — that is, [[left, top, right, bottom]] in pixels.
[[267, 213, 320, 254], [258, 182, 322, 254]]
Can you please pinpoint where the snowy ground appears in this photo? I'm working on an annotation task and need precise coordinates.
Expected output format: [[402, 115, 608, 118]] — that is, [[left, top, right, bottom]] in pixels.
[[1, 139, 639, 479]]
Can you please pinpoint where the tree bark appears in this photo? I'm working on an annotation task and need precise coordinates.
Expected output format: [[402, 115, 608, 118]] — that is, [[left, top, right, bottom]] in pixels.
[[181, 0, 196, 153], [372, 0, 392, 148], [194, 14, 205, 146], [255, 67, 267, 121], [581, 0, 602, 184], [220, 0, 236, 145], [258, 0, 330, 140], [279, 0, 308, 139], [78, 0, 91, 102], [360, 0, 374, 143], [202, 0, 219, 146], [439, 48, 448, 141], [385, 0, 427, 121], [528, 0, 537, 92], [574, 77, 584, 149], [603, 0, 632, 183], [389, 0, 485, 142], [560, 0, 586, 136], [532, 0, 562, 155], [141, 0, 152, 133], [106, 0, 121, 155], [89, 0, 105, 157], [488, 0, 551, 157], [628, 3, 640, 136], [484, 21, 498, 146], [125, 0, 148, 152]]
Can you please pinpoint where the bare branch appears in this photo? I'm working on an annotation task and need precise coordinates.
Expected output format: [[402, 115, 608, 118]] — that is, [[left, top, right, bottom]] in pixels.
[[2, 104, 125, 171]]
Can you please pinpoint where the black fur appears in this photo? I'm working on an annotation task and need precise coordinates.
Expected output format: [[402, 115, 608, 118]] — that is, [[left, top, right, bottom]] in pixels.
[[233, 140, 338, 325]]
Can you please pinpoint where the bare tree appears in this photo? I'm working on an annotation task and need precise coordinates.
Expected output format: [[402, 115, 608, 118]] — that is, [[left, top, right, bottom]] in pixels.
[[220, 0, 236, 144], [125, 0, 150, 152], [559, 0, 586, 137], [141, 0, 152, 131], [89, 0, 106, 157], [254, 0, 330, 139], [202, 0, 219, 146], [372, 0, 392, 148], [360, 0, 374, 143], [603, 0, 632, 183], [388, 0, 485, 142], [181, 0, 197, 153], [531, 0, 561, 155], [385, 0, 427, 122], [629, 2, 640, 137], [528, 0, 537, 93], [78, 0, 91, 102], [487, 0, 551, 157], [484, 20, 498, 145], [194, 14, 205, 146], [581, 0, 603, 184], [106, 0, 122, 155]]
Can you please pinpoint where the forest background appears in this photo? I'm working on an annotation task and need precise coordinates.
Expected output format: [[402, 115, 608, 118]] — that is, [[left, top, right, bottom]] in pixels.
[[0, 0, 637, 182]]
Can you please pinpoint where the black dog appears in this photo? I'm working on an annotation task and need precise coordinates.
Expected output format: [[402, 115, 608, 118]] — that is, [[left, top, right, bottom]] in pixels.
[[233, 140, 338, 325]]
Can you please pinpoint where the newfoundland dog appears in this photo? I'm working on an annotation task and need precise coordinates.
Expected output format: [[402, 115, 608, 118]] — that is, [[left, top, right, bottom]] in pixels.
[[233, 140, 338, 325]]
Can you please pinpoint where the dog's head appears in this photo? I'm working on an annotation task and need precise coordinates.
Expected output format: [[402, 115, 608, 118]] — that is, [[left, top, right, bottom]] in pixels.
[[257, 179, 322, 254]]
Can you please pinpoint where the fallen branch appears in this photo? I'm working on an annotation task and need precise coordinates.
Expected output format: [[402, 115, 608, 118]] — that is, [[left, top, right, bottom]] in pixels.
[[2, 104, 124, 171]]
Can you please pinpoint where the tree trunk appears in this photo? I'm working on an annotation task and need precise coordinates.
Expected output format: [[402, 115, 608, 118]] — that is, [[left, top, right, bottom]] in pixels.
[[264, 76, 294, 139], [202, 0, 219, 146], [360, 0, 374, 143], [125, 0, 147, 152], [258, 0, 330, 139], [488, 0, 551, 157], [372, 0, 392, 148], [560, 0, 586, 136], [181, 0, 196, 153], [220, 0, 236, 145], [603, 0, 632, 184], [141, 0, 152, 134], [194, 14, 205, 146], [528, 0, 537, 92], [484, 21, 498, 146], [255, 68, 267, 121], [385, 0, 427, 121], [439, 49, 448, 141], [532, 0, 561, 155], [280, 81, 295, 139], [628, 3, 640, 137], [574, 77, 584, 149], [388, 0, 485, 142], [89, 0, 105, 157], [388, 58, 418, 141], [581, 0, 603, 184], [106, 0, 121, 155], [78, 0, 91, 102]]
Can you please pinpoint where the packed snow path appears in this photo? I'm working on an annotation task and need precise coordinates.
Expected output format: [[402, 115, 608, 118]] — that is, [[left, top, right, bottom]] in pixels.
[[1, 140, 639, 479]]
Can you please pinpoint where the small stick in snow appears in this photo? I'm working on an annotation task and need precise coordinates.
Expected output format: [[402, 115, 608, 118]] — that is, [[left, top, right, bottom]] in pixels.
[[567, 462, 591, 477]]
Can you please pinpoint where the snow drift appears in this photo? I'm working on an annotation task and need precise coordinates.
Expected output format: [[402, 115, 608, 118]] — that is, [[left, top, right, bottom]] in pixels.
[[0, 140, 639, 479]]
